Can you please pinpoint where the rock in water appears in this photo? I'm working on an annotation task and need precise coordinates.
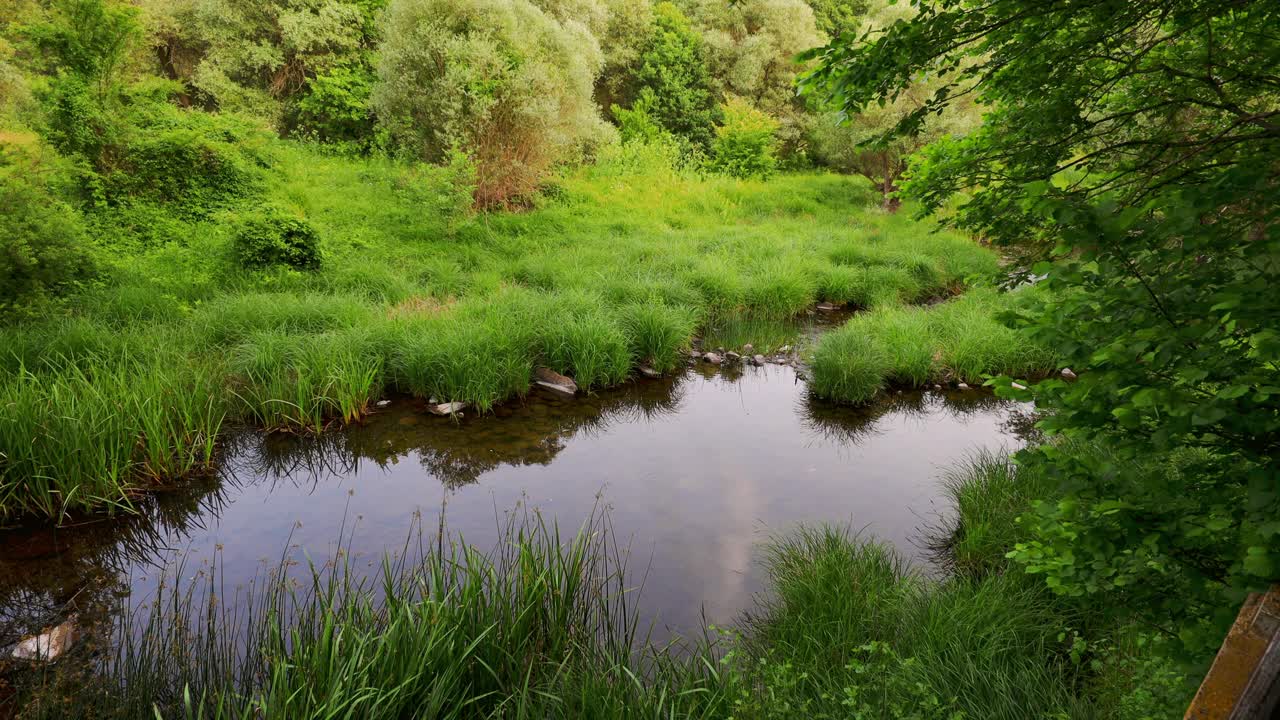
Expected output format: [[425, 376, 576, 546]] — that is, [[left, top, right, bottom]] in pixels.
[[10, 618, 76, 660], [1061, 368, 1078, 380], [816, 302, 838, 311], [534, 367, 578, 396], [428, 402, 468, 416], [375, 399, 391, 407], [752, 354, 766, 366], [638, 366, 661, 379], [725, 351, 741, 362], [703, 352, 723, 365]]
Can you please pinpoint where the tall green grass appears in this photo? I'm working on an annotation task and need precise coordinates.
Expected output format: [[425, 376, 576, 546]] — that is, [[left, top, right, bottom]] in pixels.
[[228, 329, 383, 432], [15, 510, 734, 719], [0, 354, 226, 520], [738, 526, 1091, 720], [810, 288, 1059, 404], [9, 504, 1120, 719]]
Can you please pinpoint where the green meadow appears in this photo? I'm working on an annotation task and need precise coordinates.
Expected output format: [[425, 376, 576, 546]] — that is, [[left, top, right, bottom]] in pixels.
[[0, 142, 1049, 521]]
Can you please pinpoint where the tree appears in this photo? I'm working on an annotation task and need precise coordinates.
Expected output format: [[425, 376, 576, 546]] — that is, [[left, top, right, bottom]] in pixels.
[[677, 0, 824, 161], [806, 1, 978, 208], [625, 2, 721, 151], [803, 0, 1280, 655], [803, 0, 867, 38], [373, 0, 607, 208], [140, 0, 373, 123]]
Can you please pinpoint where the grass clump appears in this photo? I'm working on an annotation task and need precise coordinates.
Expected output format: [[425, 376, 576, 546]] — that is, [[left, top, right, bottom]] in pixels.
[[810, 288, 1058, 404], [195, 292, 376, 347], [14, 511, 733, 720], [618, 301, 697, 372], [808, 331, 890, 404], [737, 527, 1086, 720], [0, 354, 225, 520], [388, 318, 534, 412], [228, 329, 383, 432]]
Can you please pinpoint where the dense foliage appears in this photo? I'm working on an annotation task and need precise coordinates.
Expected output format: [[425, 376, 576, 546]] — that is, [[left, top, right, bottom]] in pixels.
[[805, 0, 1280, 660], [233, 210, 322, 271], [0, 156, 95, 310], [708, 96, 778, 179]]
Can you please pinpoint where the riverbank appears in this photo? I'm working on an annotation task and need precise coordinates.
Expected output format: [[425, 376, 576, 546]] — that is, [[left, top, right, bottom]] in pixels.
[[0, 143, 1053, 522]]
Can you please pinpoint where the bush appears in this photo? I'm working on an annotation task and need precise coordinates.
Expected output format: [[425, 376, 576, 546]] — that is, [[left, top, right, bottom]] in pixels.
[[0, 159, 96, 310], [233, 211, 322, 271], [107, 118, 261, 216], [288, 60, 379, 148], [373, 0, 607, 208], [709, 96, 779, 179]]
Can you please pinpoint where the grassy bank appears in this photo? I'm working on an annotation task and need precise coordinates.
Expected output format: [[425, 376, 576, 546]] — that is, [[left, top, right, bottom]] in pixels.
[[7, 456, 1189, 719], [0, 142, 1048, 521], [809, 288, 1059, 404]]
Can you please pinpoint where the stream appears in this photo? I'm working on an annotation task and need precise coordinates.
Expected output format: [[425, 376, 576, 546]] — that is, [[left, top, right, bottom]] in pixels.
[[0, 358, 1032, 652]]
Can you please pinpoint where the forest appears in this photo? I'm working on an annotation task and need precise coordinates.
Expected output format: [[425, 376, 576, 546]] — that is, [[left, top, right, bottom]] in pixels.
[[0, 0, 1277, 717]]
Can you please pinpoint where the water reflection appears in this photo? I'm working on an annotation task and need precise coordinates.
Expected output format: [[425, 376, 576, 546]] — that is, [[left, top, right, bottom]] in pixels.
[[0, 364, 1030, 658]]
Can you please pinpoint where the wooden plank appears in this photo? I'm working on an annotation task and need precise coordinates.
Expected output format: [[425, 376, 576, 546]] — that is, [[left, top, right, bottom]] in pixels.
[[1185, 585, 1280, 719]]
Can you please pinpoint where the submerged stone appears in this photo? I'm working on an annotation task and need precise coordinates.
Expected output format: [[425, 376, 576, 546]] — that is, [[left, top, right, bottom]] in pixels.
[[428, 402, 468, 416], [534, 367, 578, 396], [9, 617, 76, 661]]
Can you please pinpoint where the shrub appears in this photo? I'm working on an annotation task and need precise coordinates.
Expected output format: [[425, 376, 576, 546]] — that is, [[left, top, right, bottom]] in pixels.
[[104, 110, 262, 216], [233, 211, 322, 271], [288, 60, 379, 147], [373, 0, 607, 208], [0, 159, 96, 310], [709, 96, 779, 179]]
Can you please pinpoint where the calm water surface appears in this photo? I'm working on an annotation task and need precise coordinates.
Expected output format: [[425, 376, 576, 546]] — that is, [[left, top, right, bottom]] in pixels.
[[0, 362, 1028, 647]]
